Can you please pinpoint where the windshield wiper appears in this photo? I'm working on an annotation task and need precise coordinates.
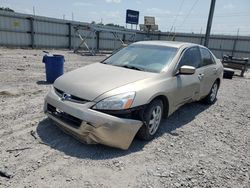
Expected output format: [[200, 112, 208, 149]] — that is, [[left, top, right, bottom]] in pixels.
[[120, 65, 144, 71]]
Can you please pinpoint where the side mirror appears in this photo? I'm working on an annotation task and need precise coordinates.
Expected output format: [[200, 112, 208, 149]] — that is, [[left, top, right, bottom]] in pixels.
[[179, 65, 196, 75]]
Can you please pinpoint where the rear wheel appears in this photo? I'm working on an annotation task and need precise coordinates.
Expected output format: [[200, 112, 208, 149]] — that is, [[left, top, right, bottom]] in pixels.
[[202, 81, 219, 104], [137, 99, 163, 140]]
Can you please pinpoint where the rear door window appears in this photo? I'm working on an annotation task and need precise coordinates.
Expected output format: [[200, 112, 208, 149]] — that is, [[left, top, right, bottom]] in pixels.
[[200, 48, 216, 66]]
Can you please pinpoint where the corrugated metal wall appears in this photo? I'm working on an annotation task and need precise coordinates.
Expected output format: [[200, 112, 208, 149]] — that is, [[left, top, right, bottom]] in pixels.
[[1, 11, 250, 58], [0, 13, 30, 46]]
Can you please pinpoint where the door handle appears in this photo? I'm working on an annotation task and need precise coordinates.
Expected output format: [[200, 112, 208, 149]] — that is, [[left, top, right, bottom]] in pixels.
[[198, 73, 204, 80], [213, 67, 218, 74]]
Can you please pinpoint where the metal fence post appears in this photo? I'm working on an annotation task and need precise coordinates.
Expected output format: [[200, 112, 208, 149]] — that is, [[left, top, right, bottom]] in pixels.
[[29, 17, 35, 48], [68, 23, 72, 49], [122, 33, 125, 43], [96, 31, 100, 51], [200, 35, 203, 45]]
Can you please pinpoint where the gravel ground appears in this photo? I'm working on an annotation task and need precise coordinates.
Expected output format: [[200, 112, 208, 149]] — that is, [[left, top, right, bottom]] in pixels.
[[0, 48, 249, 188]]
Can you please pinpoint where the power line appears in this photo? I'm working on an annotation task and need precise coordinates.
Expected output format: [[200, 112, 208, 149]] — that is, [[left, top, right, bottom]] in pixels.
[[170, 0, 185, 29], [151, 11, 250, 18], [175, 22, 250, 26], [177, 0, 200, 28], [214, 11, 250, 15], [156, 14, 250, 21], [177, 28, 250, 34]]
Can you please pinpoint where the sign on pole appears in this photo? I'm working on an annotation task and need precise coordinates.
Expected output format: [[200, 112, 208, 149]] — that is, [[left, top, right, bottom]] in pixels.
[[126, 9, 139, 25], [144, 16, 155, 26]]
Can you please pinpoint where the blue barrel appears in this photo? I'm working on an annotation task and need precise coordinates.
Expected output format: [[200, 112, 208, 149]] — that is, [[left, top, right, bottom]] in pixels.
[[42, 54, 65, 83]]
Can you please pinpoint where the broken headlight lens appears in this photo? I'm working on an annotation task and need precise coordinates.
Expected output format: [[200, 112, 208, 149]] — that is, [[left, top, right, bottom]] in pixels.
[[93, 92, 135, 110]]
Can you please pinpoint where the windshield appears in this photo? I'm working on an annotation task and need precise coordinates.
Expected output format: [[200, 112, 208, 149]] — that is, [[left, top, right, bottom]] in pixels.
[[103, 44, 177, 73]]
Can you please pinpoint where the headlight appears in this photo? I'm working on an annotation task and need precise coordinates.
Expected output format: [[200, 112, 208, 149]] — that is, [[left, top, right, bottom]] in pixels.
[[93, 92, 135, 110]]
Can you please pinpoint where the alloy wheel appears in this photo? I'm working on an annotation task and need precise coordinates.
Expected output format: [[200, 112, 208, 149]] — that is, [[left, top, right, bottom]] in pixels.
[[148, 106, 162, 135], [210, 83, 218, 102]]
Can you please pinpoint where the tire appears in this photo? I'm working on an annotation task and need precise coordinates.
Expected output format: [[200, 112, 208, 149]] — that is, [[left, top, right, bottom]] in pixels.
[[202, 81, 219, 104], [137, 99, 163, 140]]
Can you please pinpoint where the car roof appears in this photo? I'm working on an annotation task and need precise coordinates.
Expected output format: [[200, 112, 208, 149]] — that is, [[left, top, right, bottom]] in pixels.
[[133, 40, 198, 49]]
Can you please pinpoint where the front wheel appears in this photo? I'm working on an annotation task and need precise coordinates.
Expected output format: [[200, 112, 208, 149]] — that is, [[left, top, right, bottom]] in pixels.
[[202, 81, 219, 104], [137, 99, 163, 140]]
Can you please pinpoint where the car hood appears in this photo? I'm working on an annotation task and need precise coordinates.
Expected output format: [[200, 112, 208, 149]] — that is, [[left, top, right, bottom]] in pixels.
[[54, 63, 157, 101]]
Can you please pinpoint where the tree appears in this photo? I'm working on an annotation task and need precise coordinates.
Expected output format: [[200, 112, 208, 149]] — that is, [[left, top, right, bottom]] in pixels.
[[0, 7, 15, 12], [105, 23, 124, 29]]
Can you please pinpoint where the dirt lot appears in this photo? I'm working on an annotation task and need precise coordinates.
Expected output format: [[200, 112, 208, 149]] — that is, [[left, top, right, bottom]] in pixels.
[[0, 47, 249, 188]]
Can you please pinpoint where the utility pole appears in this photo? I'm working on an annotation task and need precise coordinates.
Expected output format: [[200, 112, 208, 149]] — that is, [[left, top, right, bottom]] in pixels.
[[33, 6, 35, 16], [232, 28, 240, 56], [204, 0, 216, 47]]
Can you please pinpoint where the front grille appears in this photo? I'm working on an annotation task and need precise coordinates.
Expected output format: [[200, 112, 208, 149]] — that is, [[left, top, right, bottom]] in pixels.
[[54, 87, 89, 104], [47, 104, 82, 128]]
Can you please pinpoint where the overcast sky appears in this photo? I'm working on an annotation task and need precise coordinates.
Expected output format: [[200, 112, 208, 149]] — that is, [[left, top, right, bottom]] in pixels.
[[1, 0, 250, 35]]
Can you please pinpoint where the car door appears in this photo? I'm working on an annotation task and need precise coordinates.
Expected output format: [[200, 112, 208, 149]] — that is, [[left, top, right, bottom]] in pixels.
[[174, 46, 202, 108], [198, 47, 217, 97]]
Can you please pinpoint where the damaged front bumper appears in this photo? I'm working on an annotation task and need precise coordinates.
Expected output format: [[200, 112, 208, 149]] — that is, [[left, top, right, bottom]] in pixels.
[[44, 89, 143, 150]]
